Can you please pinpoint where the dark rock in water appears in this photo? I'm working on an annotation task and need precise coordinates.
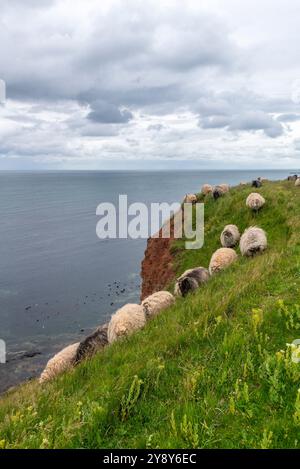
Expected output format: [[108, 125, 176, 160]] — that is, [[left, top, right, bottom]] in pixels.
[[7, 350, 42, 362], [75, 323, 109, 364], [22, 351, 42, 359], [110, 302, 114, 306], [25, 306, 31, 311]]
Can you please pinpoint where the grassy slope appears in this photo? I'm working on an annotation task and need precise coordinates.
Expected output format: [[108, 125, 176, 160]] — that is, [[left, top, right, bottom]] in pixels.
[[1, 180, 300, 449]]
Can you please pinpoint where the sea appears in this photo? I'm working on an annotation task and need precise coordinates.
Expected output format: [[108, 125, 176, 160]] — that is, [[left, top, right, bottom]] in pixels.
[[0, 169, 291, 393]]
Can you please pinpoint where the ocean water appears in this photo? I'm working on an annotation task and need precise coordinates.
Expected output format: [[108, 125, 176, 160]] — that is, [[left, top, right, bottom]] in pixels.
[[0, 169, 290, 392]]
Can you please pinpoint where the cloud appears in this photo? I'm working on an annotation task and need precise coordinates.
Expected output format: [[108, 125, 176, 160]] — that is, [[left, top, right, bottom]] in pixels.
[[1, 1, 237, 108], [87, 101, 133, 124], [147, 124, 165, 131], [200, 111, 284, 138], [1, 0, 300, 168], [229, 111, 284, 138], [277, 113, 300, 122]]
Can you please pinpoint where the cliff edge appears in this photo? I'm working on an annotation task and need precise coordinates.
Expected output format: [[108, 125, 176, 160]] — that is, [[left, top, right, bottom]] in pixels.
[[140, 223, 177, 300]]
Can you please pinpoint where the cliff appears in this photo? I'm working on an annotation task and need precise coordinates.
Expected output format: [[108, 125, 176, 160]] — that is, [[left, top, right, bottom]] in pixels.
[[140, 230, 175, 300]]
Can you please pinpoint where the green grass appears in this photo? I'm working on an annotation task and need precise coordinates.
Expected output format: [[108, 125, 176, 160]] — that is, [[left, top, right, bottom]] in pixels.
[[1, 180, 300, 449]]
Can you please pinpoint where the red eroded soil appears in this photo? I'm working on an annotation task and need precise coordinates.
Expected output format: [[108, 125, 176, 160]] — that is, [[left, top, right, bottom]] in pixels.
[[140, 218, 178, 300]]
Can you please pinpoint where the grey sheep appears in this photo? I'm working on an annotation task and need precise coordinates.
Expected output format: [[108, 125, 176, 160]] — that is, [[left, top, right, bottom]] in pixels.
[[239, 226, 267, 257], [75, 323, 109, 364], [212, 186, 224, 200], [174, 267, 210, 297], [220, 224, 240, 248], [252, 179, 262, 188]]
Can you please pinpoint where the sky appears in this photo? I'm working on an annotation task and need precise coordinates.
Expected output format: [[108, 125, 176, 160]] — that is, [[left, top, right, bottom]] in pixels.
[[1, 0, 300, 170]]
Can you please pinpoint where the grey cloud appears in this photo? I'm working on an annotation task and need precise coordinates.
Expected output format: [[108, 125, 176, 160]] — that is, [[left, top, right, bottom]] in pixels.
[[201, 115, 231, 129], [1, 0, 300, 167], [147, 124, 165, 131], [277, 113, 300, 122], [1, 1, 237, 112], [2, 0, 54, 8], [229, 111, 284, 138], [196, 90, 285, 138], [79, 124, 120, 138], [87, 101, 133, 124], [200, 109, 284, 138]]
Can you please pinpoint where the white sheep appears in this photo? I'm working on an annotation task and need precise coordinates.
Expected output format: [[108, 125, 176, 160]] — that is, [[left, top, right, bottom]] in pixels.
[[240, 226, 267, 257], [219, 183, 230, 193], [107, 304, 146, 344], [220, 225, 240, 248], [209, 248, 238, 275], [201, 184, 213, 195], [295, 178, 300, 187], [39, 342, 79, 383], [246, 193, 266, 212], [142, 291, 175, 319], [183, 193, 198, 204], [174, 267, 210, 297]]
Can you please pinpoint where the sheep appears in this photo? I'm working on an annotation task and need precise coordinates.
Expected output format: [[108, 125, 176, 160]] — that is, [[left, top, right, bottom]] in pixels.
[[212, 186, 224, 200], [209, 248, 238, 275], [107, 304, 146, 344], [219, 183, 230, 193], [239, 181, 247, 186], [142, 291, 175, 319], [252, 179, 262, 188], [183, 194, 197, 204], [174, 267, 210, 297], [246, 193, 266, 212], [220, 224, 240, 248], [201, 184, 213, 195], [295, 178, 300, 187], [39, 342, 79, 383], [212, 184, 230, 200], [288, 175, 298, 181], [75, 323, 108, 364], [239, 226, 267, 257]]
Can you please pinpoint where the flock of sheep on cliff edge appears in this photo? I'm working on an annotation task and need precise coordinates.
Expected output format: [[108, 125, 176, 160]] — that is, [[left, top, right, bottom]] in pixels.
[[40, 175, 295, 383]]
